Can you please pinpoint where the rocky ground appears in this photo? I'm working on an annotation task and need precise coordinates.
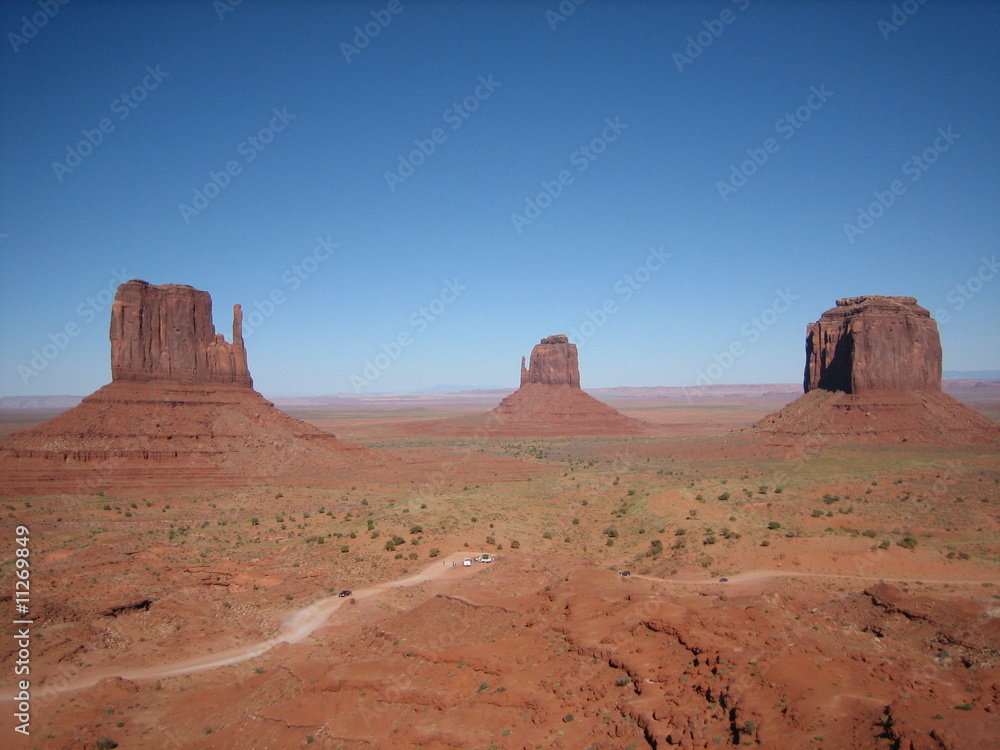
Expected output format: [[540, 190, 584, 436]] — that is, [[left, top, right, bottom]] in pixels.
[[1, 411, 997, 749]]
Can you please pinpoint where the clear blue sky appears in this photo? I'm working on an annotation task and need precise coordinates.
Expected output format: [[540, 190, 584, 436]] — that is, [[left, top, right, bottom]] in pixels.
[[1, 0, 997, 396]]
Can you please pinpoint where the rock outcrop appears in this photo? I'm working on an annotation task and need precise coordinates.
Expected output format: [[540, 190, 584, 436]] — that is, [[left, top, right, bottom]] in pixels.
[[110, 280, 252, 386], [804, 296, 941, 394], [735, 295, 999, 449], [520, 335, 580, 387], [400, 335, 648, 437], [0, 280, 367, 496]]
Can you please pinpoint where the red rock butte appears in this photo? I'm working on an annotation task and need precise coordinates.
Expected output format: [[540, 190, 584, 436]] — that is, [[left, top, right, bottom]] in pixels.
[[399, 334, 647, 437], [110, 280, 253, 387], [741, 295, 999, 448], [487, 335, 648, 436], [0, 280, 366, 496]]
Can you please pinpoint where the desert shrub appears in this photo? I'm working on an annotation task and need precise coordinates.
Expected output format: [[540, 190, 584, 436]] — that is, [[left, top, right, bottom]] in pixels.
[[429, 548, 440, 557], [604, 527, 618, 538], [703, 534, 718, 545], [721, 528, 741, 540], [717, 492, 730, 502], [542, 530, 553, 539], [510, 540, 520, 549], [822, 494, 840, 505], [649, 539, 664, 556], [760, 539, 770, 547], [340, 545, 349, 553], [409, 524, 423, 534], [92, 739, 118, 750], [811, 509, 824, 518], [767, 521, 781, 530], [899, 536, 918, 550]]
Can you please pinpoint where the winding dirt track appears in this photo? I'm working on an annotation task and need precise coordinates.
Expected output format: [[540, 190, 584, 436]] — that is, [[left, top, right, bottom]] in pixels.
[[4, 559, 995, 702], [3, 553, 481, 702]]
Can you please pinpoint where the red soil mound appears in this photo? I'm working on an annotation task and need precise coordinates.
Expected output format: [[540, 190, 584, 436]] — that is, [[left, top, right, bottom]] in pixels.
[[0, 280, 369, 496], [740, 388, 1000, 448], [0, 380, 368, 496], [402, 334, 650, 437]]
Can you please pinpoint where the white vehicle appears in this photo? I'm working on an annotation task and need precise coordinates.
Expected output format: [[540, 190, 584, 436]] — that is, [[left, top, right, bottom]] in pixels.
[[475, 554, 494, 563], [462, 558, 472, 567]]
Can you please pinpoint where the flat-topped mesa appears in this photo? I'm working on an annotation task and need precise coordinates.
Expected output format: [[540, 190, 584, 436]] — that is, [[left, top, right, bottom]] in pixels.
[[519, 334, 581, 387], [110, 280, 252, 387], [804, 295, 941, 394]]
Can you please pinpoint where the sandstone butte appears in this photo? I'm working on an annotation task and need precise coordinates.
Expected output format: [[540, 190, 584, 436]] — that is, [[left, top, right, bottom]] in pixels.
[[741, 295, 1000, 448], [398, 334, 648, 437], [483, 335, 648, 436], [0, 280, 366, 496]]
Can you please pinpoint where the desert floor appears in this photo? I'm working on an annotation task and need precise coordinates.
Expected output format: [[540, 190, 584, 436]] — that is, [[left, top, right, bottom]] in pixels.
[[1, 387, 998, 749]]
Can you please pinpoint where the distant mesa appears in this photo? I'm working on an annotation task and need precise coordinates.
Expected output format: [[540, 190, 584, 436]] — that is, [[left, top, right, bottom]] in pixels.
[[744, 295, 999, 448], [520, 334, 580, 387], [110, 279, 253, 387], [804, 295, 941, 394], [0, 280, 366, 496], [399, 334, 647, 437], [482, 335, 647, 436]]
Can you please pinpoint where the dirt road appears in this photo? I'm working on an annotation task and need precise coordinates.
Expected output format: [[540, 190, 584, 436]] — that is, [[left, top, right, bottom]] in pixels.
[[2, 553, 484, 701]]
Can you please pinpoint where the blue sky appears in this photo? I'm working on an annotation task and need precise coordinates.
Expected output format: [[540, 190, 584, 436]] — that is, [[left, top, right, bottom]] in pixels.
[[1, 0, 997, 397]]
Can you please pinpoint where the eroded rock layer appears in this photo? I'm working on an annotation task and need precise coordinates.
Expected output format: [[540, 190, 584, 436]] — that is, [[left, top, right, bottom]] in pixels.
[[737, 296, 998, 449], [520, 334, 581, 387], [111, 280, 252, 386], [0, 281, 366, 495], [804, 296, 941, 394]]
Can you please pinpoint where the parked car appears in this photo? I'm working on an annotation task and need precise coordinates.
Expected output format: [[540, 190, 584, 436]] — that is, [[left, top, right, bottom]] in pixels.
[[462, 558, 472, 567], [475, 554, 494, 563], [718, 578, 728, 583], [619, 570, 631, 577], [338, 589, 352, 597]]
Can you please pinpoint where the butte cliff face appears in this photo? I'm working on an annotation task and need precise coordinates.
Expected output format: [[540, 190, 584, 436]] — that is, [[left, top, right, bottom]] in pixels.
[[0, 280, 365, 496], [804, 296, 941, 394], [740, 295, 998, 449], [401, 334, 647, 437], [492, 335, 646, 436], [111, 280, 252, 387], [520, 334, 581, 387]]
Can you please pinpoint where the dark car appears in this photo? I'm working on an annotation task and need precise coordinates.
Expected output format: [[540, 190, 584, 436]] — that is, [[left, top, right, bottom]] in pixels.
[[619, 570, 631, 577], [338, 590, 352, 597], [718, 578, 728, 583]]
